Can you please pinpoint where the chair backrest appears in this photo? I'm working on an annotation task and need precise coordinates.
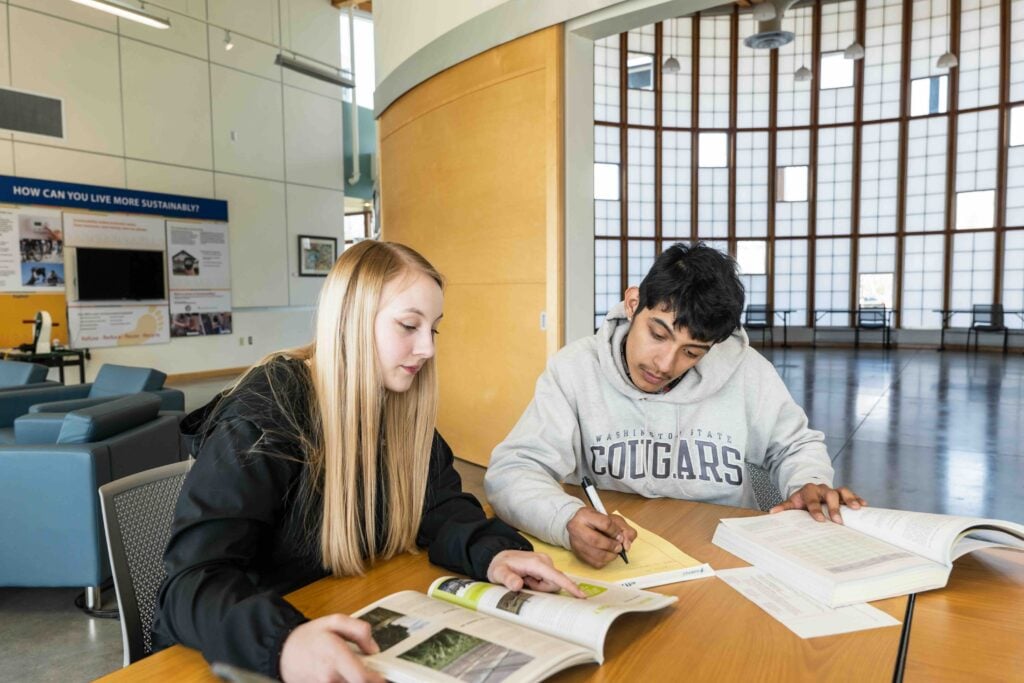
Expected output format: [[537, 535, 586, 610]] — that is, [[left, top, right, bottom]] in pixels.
[[746, 461, 784, 512], [0, 360, 48, 388], [857, 306, 886, 327], [90, 364, 167, 399], [745, 304, 769, 326], [972, 303, 1003, 327], [99, 459, 193, 666]]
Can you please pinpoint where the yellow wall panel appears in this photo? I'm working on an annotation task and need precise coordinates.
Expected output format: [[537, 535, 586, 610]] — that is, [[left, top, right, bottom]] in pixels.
[[380, 26, 563, 466], [0, 293, 69, 349], [433, 283, 547, 464]]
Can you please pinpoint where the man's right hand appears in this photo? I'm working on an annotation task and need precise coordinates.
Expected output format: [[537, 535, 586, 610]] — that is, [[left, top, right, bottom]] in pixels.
[[567, 507, 637, 568]]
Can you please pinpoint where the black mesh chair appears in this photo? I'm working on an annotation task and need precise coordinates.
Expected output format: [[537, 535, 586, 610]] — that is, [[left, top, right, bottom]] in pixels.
[[966, 304, 1009, 354], [744, 305, 773, 347], [99, 459, 192, 666], [855, 306, 889, 349], [746, 461, 784, 512]]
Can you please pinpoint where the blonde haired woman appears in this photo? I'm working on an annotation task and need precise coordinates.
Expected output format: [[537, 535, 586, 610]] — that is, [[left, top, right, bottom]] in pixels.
[[152, 241, 581, 682]]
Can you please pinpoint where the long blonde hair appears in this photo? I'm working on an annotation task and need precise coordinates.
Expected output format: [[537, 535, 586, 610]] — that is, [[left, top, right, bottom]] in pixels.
[[235, 241, 442, 575]]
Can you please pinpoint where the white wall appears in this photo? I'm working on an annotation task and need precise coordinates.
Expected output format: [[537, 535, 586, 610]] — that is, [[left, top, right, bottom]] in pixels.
[[0, 0, 347, 379]]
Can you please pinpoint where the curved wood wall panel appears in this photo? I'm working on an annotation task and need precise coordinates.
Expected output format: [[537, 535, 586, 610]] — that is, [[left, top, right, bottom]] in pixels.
[[379, 26, 564, 466]]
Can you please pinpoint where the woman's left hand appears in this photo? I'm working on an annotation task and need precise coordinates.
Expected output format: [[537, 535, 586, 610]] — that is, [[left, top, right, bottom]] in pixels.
[[487, 550, 587, 598]]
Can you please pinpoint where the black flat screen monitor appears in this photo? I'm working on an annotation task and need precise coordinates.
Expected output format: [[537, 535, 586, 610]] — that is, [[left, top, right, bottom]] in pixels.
[[76, 247, 166, 301]]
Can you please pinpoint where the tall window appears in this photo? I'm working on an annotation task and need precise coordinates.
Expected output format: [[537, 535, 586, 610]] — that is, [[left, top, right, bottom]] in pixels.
[[593, 1, 1022, 331]]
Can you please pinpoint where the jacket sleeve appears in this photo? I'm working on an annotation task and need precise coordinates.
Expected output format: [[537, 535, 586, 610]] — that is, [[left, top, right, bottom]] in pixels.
[[484, 360, 586, 549], [152, 418, 308, 678], [418, 432, 532, 580], [756, 365, 834, 497]]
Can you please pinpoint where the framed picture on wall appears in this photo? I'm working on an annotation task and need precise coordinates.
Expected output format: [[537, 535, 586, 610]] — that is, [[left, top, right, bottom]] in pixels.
[[298, 235, 337, 277]]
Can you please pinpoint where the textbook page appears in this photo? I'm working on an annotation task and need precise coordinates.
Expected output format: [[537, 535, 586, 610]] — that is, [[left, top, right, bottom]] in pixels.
[[841, 507, 1024, 565], [521, 512, 714, 588], [355, 590, 593, 683], [427, 576, 676, 660], [715, 512, 943, 603], [717, 567, 900, 639]]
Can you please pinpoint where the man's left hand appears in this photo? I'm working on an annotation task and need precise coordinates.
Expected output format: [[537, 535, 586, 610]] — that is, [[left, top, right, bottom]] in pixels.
[[770, 483, 867, 524]]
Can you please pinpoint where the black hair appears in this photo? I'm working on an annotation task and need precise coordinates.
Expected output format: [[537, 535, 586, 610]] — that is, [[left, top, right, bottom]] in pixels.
[[636, 242, 745, 343]]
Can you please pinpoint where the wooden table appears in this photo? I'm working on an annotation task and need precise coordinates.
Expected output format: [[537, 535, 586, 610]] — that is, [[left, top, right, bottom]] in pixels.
[[97, 492, 1022, 682]]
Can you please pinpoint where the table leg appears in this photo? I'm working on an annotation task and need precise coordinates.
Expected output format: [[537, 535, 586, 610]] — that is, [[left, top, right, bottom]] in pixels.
[[782, 314, 789, 348], [58, 362, 65, 384], [78, 353, 85, 384]]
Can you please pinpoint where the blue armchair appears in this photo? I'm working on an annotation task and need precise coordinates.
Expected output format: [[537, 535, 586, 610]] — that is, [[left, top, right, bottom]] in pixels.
[[0, 394, 185, 601], [0, 359, 57, 391], [0, 364, 184, 443]]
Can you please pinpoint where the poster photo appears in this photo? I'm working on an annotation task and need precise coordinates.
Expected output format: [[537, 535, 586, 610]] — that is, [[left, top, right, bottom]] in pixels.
[[166, 221, 230, 290], [19, 213, 65, 288], [169, 290, 232, 337], [299, 235, 337, 276], [0, 207, 65, 292]]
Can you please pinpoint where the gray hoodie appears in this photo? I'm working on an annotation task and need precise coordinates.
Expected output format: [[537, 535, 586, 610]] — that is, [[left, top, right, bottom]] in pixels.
[[484, 302, 834, 548]]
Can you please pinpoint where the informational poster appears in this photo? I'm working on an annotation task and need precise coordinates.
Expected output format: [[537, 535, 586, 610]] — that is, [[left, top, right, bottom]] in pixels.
[[0, 206, 65, 292], [166, 221, 232, 337], [63, 211, 165, 250], [68, 304, 170, 348]]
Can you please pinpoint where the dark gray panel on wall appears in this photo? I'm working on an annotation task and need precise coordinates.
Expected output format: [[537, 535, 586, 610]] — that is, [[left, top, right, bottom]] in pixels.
[[0, 88, 64, 138]]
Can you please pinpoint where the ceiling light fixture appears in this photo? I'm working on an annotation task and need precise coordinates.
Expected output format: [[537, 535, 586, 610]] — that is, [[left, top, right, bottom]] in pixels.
[[275, 53, 354, 89], [663, 19, 681, 73], [68, 0, 171, 29], [752, 2, 777, 22], [224, 30, 234, 51], [844, 40, 865, 60], [936, 0, 958, 69], [794, 7, 812, 83]]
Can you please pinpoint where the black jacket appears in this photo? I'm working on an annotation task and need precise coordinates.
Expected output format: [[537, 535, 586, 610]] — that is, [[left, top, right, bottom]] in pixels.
[[151, 358, 530, 678]]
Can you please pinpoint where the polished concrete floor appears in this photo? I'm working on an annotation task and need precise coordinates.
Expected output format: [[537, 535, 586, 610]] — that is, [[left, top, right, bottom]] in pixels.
[[1, 348, 1021, 681]]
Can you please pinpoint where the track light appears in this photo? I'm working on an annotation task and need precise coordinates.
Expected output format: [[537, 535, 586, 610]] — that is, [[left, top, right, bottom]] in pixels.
[[936, 51, 958, 69], [224, 30, 234, 51], [68, 0, 171, 29], [663, 56, 681, 73], [844, 41, 865, 60], [275, 54, 354, 89]]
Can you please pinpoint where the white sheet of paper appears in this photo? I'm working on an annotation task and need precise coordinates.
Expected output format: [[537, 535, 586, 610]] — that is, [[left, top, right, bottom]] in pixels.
[[716, 567, 901, 639]]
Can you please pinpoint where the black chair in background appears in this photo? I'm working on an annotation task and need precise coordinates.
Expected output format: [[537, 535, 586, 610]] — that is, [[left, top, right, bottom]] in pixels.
[[855, 306, 889, 349], [966, 304, 1009, 354], [99, 459, 193, 665], [744, 304, 773, 347]]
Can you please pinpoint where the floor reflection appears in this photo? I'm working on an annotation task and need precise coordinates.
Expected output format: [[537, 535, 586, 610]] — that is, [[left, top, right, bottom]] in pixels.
[[761, 347, 1024, 523]]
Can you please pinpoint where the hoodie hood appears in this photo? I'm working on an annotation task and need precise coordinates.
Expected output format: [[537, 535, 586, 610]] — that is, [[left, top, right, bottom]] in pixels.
[[598, 302, 750, 404]]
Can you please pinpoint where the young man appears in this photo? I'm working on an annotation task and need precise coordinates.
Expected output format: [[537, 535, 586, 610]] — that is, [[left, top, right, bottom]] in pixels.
[[484, 243, 865, 568]]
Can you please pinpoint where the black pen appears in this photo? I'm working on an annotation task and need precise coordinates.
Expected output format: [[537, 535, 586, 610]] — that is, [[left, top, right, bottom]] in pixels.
[[581, 476, 629, 564]]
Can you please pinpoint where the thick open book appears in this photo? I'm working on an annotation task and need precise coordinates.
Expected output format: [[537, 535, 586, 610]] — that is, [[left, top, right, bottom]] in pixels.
[[521, 512, 713, 589], [712, 506, 1024, 608], [351, 576, 676, 682]]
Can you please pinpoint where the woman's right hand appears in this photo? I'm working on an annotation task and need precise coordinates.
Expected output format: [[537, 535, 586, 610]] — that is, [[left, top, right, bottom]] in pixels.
[[279, 614, 385, 683]]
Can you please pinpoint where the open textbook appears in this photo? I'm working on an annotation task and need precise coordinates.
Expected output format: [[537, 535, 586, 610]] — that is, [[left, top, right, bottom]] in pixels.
[[712, 506, 1024, 608], [351, 576, 676, 683], [521, 512, 713, 589]]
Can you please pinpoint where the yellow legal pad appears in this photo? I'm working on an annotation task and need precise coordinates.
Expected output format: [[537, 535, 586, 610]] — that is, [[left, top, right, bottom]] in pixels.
[[522, 512, 715, 589]]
